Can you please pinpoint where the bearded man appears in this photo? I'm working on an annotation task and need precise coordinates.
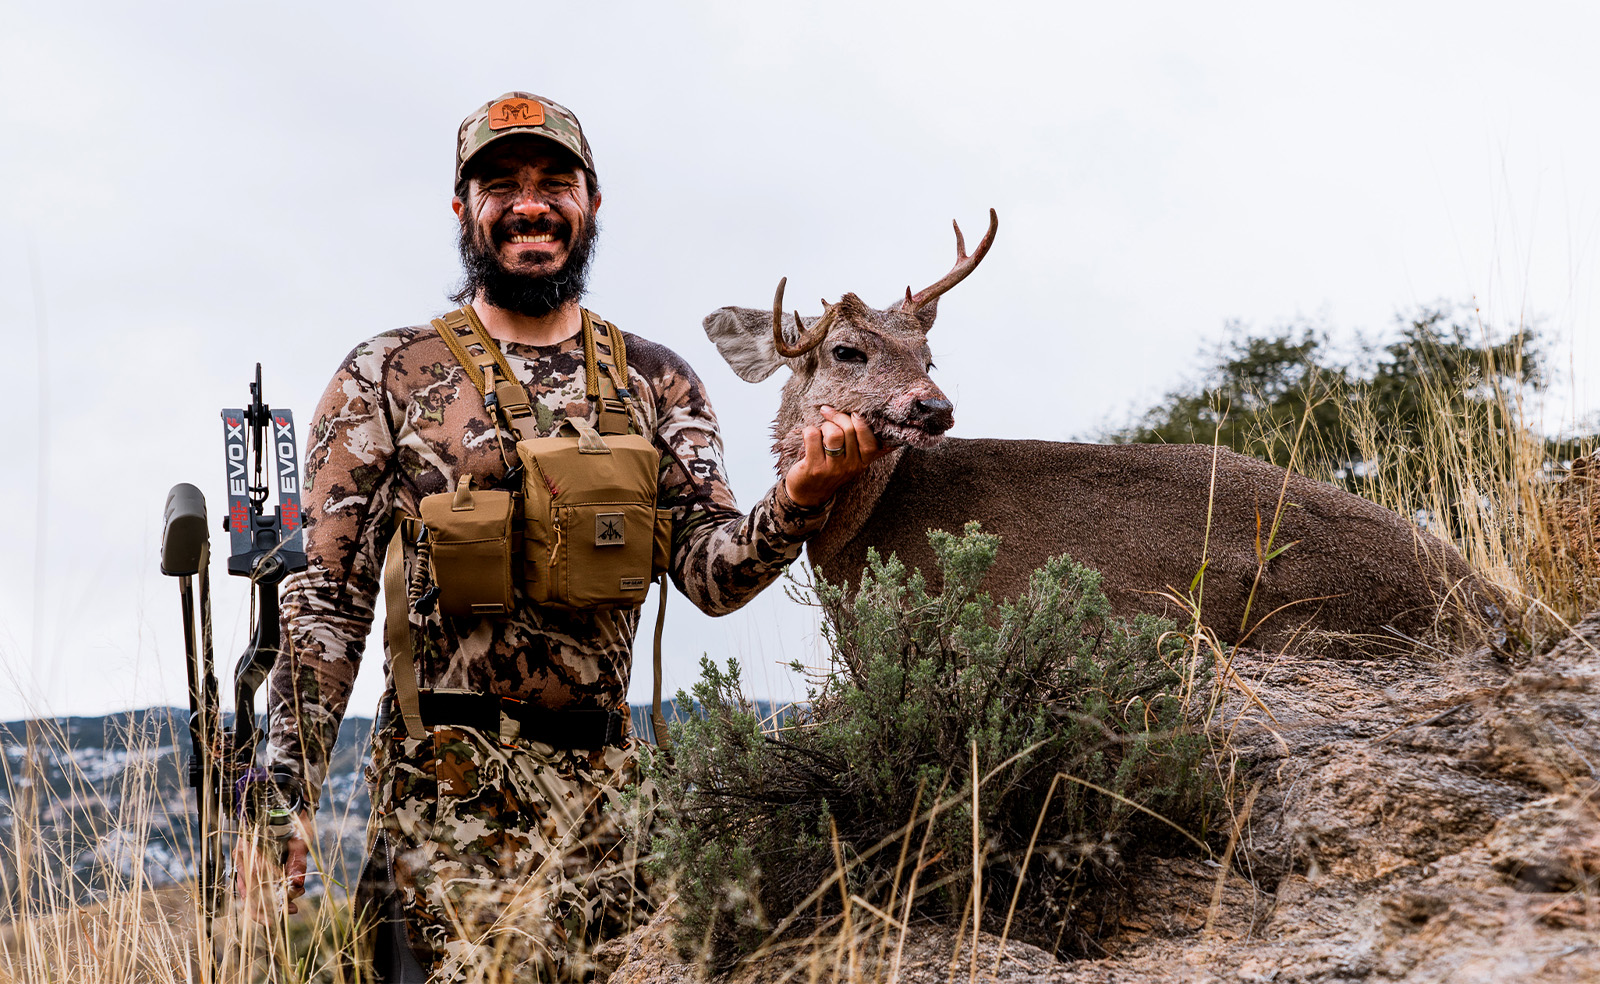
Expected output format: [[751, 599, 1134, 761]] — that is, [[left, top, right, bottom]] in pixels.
[[242, 92, 881, 982]]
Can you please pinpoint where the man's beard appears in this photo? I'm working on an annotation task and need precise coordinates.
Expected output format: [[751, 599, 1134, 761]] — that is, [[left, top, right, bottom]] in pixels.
[[453, 210, 599, 317]]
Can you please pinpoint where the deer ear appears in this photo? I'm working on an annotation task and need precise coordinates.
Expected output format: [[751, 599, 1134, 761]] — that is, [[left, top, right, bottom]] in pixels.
[[702, 307, 785, 382]]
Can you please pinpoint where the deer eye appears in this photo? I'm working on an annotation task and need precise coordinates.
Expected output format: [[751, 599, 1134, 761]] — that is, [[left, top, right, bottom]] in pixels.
[[831, 345, 868, 365]]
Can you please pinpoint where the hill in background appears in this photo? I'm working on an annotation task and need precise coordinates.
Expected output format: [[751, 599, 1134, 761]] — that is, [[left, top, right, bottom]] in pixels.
[[0, 700, 749, 904]]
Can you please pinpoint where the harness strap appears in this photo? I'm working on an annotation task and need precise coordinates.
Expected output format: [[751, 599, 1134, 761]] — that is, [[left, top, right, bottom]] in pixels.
[[382, 521, 426, 741], [431, 308, 538, 441], [651, 574, 671, 751], [432, 306, 639, 438], [431, 308, 514, 397], [583, 311, 636, 436], [580, 311, 601, 401], [383, 691, 628, 748]]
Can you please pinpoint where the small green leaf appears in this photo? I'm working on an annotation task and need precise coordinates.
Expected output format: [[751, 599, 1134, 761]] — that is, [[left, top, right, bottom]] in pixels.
[[1264, 539, 1301, 562]]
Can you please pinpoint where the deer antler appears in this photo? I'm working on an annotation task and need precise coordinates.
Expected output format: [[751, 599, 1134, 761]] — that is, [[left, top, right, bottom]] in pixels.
[[901, 208, 999, 313], [771, 277, 838, 358]]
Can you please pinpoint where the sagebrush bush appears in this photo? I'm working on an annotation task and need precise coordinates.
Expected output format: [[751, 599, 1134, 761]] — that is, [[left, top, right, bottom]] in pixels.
[[647, 524, 1227, 966]]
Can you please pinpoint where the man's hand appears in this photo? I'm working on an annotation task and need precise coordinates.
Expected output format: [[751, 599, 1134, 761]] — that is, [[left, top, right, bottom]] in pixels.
[[233, 809, 313, 923], [784, 405, 889, 507]]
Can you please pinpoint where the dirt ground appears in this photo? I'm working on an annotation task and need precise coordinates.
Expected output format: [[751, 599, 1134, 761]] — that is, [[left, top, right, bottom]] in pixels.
[[602, 610, 1600, 984]]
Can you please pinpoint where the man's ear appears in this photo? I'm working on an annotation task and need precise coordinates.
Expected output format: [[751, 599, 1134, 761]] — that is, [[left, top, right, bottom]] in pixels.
[[452, 196, 465, 219], [702, 307, 787, 382], [591, 191, 602, 215]]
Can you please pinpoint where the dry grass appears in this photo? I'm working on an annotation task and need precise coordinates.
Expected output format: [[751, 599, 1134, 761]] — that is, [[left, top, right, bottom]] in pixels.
[[1341, 360, 1596, 647], [1179, 318, 1598, 649], [0, 713, 369, 984]]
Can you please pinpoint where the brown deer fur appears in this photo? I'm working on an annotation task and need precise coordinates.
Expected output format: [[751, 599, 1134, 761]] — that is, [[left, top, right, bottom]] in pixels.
[[703, 228, 1498, 651]]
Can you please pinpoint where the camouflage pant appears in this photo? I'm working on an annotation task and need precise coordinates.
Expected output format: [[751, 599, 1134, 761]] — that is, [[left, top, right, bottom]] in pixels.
[[360, 724, 655, 983]]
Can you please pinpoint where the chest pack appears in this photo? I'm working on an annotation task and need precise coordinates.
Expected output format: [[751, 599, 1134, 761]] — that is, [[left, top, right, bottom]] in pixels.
[[380, 306, 674, 747], [422, 305, 671, 613]]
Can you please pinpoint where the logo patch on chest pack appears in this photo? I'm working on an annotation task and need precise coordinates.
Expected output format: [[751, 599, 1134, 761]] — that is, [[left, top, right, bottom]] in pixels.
[[595, 512, 625, 546]]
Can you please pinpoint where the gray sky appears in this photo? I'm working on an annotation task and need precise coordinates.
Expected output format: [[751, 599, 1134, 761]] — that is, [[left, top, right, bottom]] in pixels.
[[3, 0, 1597, 721]]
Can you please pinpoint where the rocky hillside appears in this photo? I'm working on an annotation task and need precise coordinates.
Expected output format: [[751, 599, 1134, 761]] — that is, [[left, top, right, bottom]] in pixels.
[[602, 614, 1600, 984]]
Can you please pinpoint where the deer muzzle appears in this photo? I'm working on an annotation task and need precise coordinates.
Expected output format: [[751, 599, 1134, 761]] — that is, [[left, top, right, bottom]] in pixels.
[[868, 390, 955, 450], [906, 397, 954, 433]]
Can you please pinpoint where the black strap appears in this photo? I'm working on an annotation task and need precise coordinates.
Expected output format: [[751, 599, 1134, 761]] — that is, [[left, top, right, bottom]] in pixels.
[[356, 833, 431, 983], [379, 690, 627, 749]]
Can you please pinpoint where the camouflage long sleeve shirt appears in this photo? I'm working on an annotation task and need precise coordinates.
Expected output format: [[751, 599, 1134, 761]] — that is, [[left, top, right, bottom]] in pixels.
[[267, 313, 827, 804]]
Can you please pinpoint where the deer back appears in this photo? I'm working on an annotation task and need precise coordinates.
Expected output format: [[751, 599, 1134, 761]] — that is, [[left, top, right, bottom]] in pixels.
[[822, 438, 1495, 649]]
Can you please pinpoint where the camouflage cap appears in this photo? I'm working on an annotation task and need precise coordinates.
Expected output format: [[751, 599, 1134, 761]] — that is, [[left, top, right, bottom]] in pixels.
[[455, 92, 595, 188]]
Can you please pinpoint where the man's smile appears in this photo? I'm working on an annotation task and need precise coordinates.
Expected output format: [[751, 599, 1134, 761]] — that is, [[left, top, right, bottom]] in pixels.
[[494, 217, 569, 257], [496, 226, 566, 262]]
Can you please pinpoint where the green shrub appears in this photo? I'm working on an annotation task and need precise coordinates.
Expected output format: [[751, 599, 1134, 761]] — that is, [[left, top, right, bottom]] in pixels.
[[646, 524, 1227, 966]]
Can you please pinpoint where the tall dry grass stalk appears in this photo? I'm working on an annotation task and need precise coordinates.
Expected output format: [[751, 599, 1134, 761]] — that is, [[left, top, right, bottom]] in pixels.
[[697, 743, 1224, 984], [1, 716, 188, 983], [0, 712, 369, 984], [1189, 318, 1596, 645], [1340, 333, 1595, 638]]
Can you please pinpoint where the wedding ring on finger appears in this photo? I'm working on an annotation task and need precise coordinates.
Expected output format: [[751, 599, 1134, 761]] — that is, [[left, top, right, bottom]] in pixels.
[[823, 444, 846, 457]]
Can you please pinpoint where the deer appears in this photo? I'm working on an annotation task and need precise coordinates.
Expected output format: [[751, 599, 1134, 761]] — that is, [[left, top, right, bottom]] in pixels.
[[703, 211, 1500, 651]]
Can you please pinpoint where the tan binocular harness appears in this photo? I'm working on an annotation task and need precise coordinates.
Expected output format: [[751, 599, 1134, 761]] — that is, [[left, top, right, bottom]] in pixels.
[[382, 306, 672, 749]]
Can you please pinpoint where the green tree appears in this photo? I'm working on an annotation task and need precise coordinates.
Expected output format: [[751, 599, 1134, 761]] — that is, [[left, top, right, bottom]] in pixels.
[[1104, 325, 1355, 472], [1103, 306, 1588, 487]]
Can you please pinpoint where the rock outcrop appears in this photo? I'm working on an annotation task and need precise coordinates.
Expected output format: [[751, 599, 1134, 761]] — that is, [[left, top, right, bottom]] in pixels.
[[606, 612, 1600, 983]]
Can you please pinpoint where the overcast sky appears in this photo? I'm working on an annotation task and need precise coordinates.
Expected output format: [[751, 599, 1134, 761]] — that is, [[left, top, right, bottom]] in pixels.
[[3, 0, 1597, 722]]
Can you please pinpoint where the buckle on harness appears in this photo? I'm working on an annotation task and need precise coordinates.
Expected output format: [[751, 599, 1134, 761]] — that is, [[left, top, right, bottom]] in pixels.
[[498, 707, 522, 741]]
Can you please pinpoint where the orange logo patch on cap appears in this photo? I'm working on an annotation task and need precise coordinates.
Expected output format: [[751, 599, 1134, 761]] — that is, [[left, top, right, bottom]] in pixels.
[[488, 98, 545, 130]]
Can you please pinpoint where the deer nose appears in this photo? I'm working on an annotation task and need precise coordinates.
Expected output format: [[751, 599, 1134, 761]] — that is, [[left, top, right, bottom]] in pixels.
[[910, 397, 954, 432]]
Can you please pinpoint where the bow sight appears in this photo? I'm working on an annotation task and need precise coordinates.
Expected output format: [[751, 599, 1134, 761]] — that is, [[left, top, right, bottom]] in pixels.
[[160, 364, 307, 955]]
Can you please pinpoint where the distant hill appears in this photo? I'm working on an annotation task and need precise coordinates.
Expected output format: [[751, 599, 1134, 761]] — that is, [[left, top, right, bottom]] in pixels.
[[0, 699, 788, 905]]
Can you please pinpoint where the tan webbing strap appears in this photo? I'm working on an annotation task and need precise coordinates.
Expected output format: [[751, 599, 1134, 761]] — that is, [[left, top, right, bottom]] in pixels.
[[583, 312, 636, 436], [596, 403, 632, 438], [650, 574, 671, 751], [592, 312, 629, 383], [432, 308, 512, 394], [564, 414, 611, 453], [431, 308, 539, 440], [382, 523, 426, 741], [580, 310, 602, 401]]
